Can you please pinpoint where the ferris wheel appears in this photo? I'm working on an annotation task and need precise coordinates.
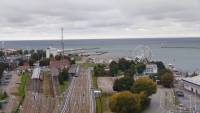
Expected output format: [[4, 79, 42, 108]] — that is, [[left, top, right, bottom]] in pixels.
[[132, 45, 152, 62]]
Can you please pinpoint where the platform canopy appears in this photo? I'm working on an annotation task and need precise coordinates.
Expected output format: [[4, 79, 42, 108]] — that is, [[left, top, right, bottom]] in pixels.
[[31, 67, 41, 79]]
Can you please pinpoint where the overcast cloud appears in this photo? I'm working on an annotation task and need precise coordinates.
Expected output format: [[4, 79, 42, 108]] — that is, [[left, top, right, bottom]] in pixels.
[[0, 0, 200, 40]]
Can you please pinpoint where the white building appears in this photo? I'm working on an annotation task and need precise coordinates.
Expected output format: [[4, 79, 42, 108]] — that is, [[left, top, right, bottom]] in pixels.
[[182, 75, 200, 95], [46, 47, 59, 58], [144, 64, 158, 75]]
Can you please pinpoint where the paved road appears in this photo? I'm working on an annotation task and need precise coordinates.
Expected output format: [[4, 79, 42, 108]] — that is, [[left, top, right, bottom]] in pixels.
[[144, 87, 176, 113], [60, 66, 92, 113], [0, 71, 20, 113], [176, 88, 200, 112]]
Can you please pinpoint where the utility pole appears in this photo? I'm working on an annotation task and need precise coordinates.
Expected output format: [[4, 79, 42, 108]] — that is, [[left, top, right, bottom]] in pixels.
[[61, 27, 64, 69], [195, 91, 197, 112], [190, 95, 192, 113]]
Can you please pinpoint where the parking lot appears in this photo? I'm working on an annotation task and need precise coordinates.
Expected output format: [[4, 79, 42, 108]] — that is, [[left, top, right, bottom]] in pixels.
[[0, 70, 20, 113], [175, 89, 200, 113]]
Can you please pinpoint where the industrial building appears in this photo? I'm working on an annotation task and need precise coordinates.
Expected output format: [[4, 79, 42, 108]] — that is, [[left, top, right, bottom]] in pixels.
[[182, 75, 200, 95], [46, 47, 59, 58]]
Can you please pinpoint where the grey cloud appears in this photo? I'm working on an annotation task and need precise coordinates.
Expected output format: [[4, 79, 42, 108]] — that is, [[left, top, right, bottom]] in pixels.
[[0, 0, 200, 40]]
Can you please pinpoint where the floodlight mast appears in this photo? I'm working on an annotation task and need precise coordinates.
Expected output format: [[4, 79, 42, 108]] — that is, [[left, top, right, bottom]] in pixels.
[[61, 27, 64, 68]]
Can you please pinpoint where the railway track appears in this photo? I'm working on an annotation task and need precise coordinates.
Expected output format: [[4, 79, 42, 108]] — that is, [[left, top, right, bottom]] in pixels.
[[59, 66, 93, 113], [20, 70, 58, 113]]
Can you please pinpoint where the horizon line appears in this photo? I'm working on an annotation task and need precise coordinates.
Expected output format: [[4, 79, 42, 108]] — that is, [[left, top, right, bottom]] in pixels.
[[0, 36, 200, 41]]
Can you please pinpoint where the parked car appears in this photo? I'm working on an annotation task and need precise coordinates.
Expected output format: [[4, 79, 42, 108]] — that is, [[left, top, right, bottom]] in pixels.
[[176, 91, 184, 97]]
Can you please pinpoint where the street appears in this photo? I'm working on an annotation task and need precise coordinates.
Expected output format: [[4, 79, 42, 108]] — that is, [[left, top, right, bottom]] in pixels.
[[144, 87, 176, 113]]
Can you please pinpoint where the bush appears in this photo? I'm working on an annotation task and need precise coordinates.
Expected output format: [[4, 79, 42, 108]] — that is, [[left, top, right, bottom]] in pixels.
[[124, 64, 135, 77], [109, 61, 118, 76], [131, 77, 157, 97], [0, 91, 8, 100], [109, 91, 141, 113], [151, 61, 165, 71], [39, 58, 50, 67], [29, 59, 36, 66], [118, 58, 131, 71], [31, 53, 39, 61], [135, 63, 146, 74], [58, 68, 69, 85], [160, 72, 174, 88], [55, 55, 61, 61], [0, 62, 6, 78], [94, 64, 106, 76], [138, 92, 151, 109]]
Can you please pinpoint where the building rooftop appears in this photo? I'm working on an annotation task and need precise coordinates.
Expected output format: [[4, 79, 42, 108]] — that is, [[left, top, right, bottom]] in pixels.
[[145, 64, 158, 74], [182, 75, 200, 86], [68, 64, 78, 74], [31, 67, 41, 79]]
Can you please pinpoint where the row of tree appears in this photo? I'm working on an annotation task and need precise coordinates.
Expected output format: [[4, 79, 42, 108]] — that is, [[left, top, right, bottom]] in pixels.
[[110, 77, 157, 113], [155, 69, 174, 88], [109, 58, 146, 76], [93, 58, 147, 77], [0, 62, 8, 79], [150, 62, 174, 88]]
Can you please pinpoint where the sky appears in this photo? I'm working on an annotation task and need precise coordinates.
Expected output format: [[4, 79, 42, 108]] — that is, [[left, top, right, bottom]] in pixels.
[[0, 0, 200, 40]]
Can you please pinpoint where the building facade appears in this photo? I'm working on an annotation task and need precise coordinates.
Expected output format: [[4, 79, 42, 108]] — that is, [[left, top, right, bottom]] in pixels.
[[182, 75, 200, 95]]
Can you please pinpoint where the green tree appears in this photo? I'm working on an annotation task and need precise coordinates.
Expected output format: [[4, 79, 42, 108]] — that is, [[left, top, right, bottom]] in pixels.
[[160, 72, 174, 88], [58, 68, 69, 85], [50, 54, 54, 59], [124, 64, 135, 77], [30, 49, 35, 54], [113, 76, 134, 91], [109, 91, 141, 113], [70, 58, 76, 65], [109, 61, 118, 76], [0, 51, 4, 57], [191, 72, 198, 77], [39, 58, 50, 67], [0, 62, 6, 78], [31, 53, 39, 61], [131, 77, 157, 97], [135, 63, 146, 74], [29, 59, 36, 66], [94, 64, 106, 76], [18, 59, 25, 66], [55, 54, 61, 61], [152, 61, 165, 71], [23, 50, 29, 55], [36, 49, 46, 59], [138, 92, 151, 109], [118, 58, 130, 71], [156, 69, 172, 80]]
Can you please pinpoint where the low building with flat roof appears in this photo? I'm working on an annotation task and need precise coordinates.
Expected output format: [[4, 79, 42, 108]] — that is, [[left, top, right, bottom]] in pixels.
[[46, 46, 59, 58], [144, 64, 158, 75], [182, 75, 200, 95]]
